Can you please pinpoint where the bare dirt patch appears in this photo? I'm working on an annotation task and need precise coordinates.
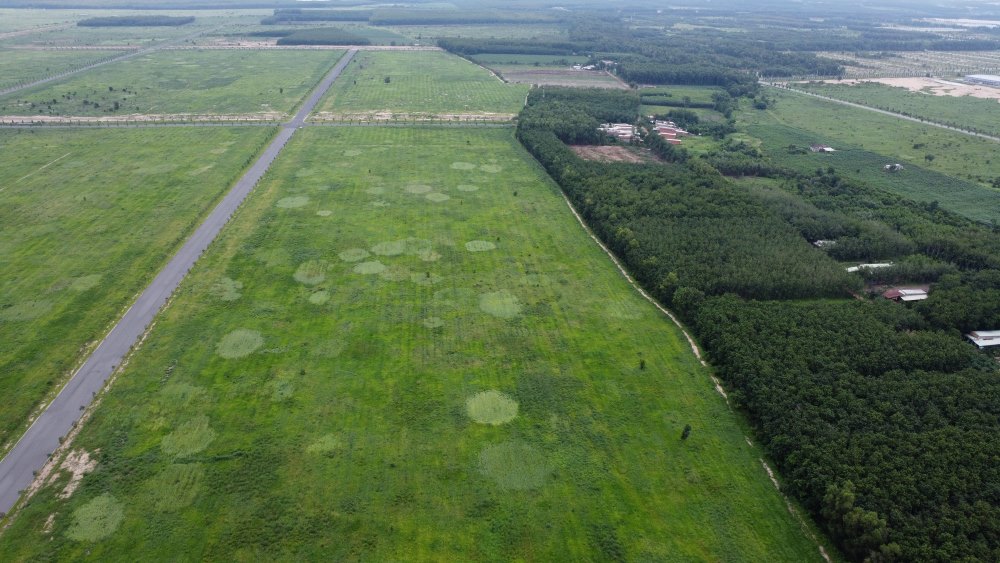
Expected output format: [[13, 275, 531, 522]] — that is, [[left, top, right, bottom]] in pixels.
[[570, 145, 662, 164], [54, 449, 99, 499]]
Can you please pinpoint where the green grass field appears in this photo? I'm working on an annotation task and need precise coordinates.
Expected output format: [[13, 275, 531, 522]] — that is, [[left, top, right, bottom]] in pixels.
[[0, 9, 80, 32], [492, 65, 627, 89], [0, 127, 823, 561], [385, 24, 566, 40], [0, 49, 121, 90], [0, 50, 344, 116], [0, 126, 275, 453], [640, 85, 723, 105], [315, 51, 529, 117], [0, 22, 209, 48], [753, 88, 1000, 186], [791, 81, 1000, 137]]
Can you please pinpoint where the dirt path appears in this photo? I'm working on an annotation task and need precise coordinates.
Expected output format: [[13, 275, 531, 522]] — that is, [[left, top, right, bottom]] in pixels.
[[0, 49, 359, 518]]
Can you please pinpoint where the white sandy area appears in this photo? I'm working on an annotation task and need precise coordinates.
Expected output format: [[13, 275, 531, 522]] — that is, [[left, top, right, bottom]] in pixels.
[[792, 77, 1000, 101]]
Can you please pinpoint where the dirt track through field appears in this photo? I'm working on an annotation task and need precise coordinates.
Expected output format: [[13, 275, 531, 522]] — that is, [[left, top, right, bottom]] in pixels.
[[0, 49, 358, 517]]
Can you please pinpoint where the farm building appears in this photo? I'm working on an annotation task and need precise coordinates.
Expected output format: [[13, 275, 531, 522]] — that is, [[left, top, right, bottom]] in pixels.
[[810, 144, 836, 153], [966, 330, 1000, 348], [812, 239, 836, 248], [598, 123, 638, 142], [884, 163, 904, 172], [965, 74, 1000, 87], [846, 263, 893, 273], [882, 288, 928, 302]]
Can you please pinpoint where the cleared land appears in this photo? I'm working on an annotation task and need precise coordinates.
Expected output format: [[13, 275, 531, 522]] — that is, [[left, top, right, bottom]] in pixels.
[[314, 50, 528, 119], [788, 79, 1000, 136], [571, 144, 661, 163], [0, 127, 822, 561], [749, 88, 1000, 186], [0, 49, 344, 117], [0, 126, 275, 453], [0, 49, 120, 91], [492, 66, 626, 89], [741, 92, 1000, 224], [471, 54, 590, 65]]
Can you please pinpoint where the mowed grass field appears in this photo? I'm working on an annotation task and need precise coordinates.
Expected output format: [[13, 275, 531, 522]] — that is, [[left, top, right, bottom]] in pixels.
[[492, 65, 627, 89], [752, 88, 1000, 185], [0, 127, 822, 561], [314, 51, 529, 118], [0, 49, 344, 117], [0, 49, 120, 90], [791, 81, 1000, 137], [0, 126, 275, 454]]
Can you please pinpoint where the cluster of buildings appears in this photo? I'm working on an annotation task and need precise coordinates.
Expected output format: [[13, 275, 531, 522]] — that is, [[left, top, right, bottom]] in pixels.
[[598, 123, 639, 142], [652, 120, 689, 145]]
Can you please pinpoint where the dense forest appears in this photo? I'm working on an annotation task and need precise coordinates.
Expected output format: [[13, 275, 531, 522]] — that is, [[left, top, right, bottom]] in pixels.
[[77, 15, 194, 26], [516, 87, 1000, 562]]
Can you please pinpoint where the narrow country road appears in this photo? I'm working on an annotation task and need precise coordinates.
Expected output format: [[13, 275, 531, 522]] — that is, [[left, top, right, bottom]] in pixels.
[[0, 49, 358, 515], [766, 84, 1000, 143]]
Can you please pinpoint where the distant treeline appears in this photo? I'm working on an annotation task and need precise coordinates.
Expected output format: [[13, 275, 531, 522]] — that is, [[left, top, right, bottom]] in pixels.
[[274, 27, 370, 46], [516, 87, 1000, 562], [262, 8, 559, 26], [77, 15, 194, 26]]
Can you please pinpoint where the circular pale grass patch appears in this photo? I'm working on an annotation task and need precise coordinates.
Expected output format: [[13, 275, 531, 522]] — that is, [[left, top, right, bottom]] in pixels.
[[276, 196, 309, 208], [70, 274, 101, 292], [451, 162, 476, 170], [418, 249, 441, 262], [161, 415, 217, 458], [0, 300, 53, 322], [465, 240, 496, 252], [294, 260, 328, 285], [480, 164, 503, 173], [411, 272, 443, 286], [404, 184, 433, 194], [434, 287, 476, 308], [456, 184, 480, 192], [353, 261, 387, 275], [306, 434, 343, 456], [308, 291, 330, 305], [372, 238, 432, 257], [66, 494, 124, 541], [144, 463, 205, 511], [216, 329, 264, 359], [211, 277, 242, 301], [379, 264, 411, 282], [478, 441, 551, 490], [365, 186, 385, 195], [312, 338, 346, 358], [372, 200, 390, 207], [479, 290, 522, 319], [344, 149, 362, 157], [338, 248, 370, 262], [316, 210, 333, 217], [466, 390, 518, 425], [426, 192, 450, 202], [422, 316, 444, 329]]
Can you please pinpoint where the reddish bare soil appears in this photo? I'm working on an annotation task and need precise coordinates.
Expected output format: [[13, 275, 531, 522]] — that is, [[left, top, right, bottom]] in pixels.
[[570, 145, 661, 163]]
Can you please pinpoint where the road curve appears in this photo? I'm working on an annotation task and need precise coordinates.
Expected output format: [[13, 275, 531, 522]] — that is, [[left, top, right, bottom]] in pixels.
[[0, 49, 357, 515], [766, 84, 1000, 143]]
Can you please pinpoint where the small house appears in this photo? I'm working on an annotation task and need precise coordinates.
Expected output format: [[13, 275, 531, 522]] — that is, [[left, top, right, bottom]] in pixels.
[[810, 144, 836, 153], [883, 288, 928, 302], [966, 330, 1000, 348]]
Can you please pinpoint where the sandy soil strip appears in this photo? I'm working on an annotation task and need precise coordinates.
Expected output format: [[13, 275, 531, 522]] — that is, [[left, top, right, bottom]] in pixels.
[[789, 77, 1000, 100]]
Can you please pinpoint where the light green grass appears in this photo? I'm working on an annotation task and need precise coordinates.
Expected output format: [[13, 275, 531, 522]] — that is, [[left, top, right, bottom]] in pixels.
[[0, 49, 121, 90], [792, 80, 1000, 137], [385, 24, 566, 40], [0, 49, 343, 116], [493, 65, 627, 89], [753, 88, 1000, 186], [316, 51, 528, 117], [0, 127, 823, 562], [0, 126, 275, 451], [640, 85, 722, 104]]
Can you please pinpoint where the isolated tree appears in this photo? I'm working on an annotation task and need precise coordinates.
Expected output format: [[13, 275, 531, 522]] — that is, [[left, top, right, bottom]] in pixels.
[[681, 424, 691, 440], [925, 154, 935, 162]]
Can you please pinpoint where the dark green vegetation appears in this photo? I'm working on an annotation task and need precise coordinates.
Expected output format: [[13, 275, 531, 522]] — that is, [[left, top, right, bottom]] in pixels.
[[792, 81, 1000, 137], [77, 16, 194, 27], [0, 50, 344, 116], [517, 86, 1000, 562], [0, 126, 275, 454], [0, 127, 821, 561], [275, 27, 370, 46]]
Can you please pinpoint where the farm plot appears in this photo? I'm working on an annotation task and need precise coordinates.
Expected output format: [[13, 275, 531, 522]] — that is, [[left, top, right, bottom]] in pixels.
[[0, 49, 344, 117], [752, 88, 1000, 187], [492, 65, 627, 89], [789, 80, 1000, 136], [0, 49, 121, 91], [313, 50, 529, 119], [0, 126, 275, 454], [0, 127, 822, 562], [0, 21, 210, 48], [817, 50, 1000, 79]]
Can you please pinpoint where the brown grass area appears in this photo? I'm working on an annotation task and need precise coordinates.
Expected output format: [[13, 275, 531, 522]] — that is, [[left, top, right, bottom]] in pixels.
[[570, 145, 661, 163]]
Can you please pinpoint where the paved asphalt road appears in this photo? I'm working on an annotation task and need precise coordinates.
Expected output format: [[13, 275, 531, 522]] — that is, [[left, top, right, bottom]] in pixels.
[[0, 49, 357, 515]]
